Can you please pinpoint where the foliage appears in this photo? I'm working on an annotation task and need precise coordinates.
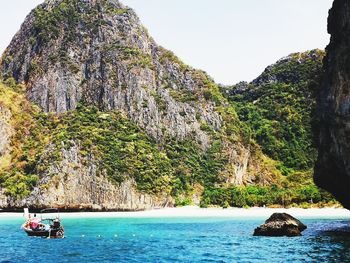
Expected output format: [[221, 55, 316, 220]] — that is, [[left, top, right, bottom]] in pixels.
[[32, 0, 129, 44], [159, 48, 189, 71], [0, 81, 42, 199], [103, 43, 154, 70], [208, 50, 338, 208], [3, 173, 39, 199], [200, 171, 338, 208], [165, 138, 228, 197], [0, 82, 230, 199], [222, 50, 325, 171], [0, 12, 333, 209], [169, 89, 198, 103], [150, 91, 167, 111]]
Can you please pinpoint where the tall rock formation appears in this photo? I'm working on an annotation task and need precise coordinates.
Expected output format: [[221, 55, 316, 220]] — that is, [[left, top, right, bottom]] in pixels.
[[0, 0, 221, 145], [0, 0, 272, 210], [315, 0, 350, 209]]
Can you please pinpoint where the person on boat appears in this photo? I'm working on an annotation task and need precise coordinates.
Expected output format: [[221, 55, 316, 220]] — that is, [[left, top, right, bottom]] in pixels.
[[53, 219, 61, 228], [29, 218, 41, 230]]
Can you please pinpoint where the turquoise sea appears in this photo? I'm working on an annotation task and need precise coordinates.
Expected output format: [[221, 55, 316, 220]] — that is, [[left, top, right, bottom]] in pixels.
[[1, 215, 350, 262]]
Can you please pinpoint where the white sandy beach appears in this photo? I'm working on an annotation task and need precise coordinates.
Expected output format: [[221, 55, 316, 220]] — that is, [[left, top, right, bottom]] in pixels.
[[1, 206, 350, 219]]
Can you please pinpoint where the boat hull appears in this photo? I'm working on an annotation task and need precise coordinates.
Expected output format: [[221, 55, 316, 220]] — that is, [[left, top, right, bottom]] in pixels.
[[22, 225, 64, 238]]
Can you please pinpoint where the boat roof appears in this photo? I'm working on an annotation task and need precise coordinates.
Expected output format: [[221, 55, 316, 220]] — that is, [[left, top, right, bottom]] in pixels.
[[40, 208, 59, 213]]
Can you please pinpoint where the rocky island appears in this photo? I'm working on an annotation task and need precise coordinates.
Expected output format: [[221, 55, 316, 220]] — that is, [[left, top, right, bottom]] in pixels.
[[254, 213, 307, 237], [0, 0, 341, 211], [0, 0, 274, 211]]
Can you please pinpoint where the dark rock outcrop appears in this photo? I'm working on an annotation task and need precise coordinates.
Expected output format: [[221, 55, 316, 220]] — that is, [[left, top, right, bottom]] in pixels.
[[253, 213, 307, 237], [314, 0, 350, 209]]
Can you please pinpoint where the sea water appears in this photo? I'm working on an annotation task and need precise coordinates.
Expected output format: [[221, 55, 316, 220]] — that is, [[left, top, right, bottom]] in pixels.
[[1, 216, 350, 262]]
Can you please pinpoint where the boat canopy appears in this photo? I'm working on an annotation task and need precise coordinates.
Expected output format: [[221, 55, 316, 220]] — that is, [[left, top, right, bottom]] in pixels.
[[40, 208, 59, 213]]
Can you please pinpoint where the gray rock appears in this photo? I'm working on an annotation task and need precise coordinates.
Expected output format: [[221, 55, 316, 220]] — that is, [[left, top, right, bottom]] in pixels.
[[253, 213, 307, 237], [0, 104, 12, 157]]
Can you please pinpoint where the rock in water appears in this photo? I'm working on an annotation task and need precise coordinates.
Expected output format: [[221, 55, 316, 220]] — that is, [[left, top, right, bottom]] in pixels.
[[253, 213, 307, 237], [314, 0, 350, 209]]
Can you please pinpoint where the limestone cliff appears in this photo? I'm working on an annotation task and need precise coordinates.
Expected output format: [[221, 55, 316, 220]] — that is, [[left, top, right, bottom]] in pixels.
[[0, 0, 274, 210], [0, 105, 12, 157], [1, 145, 168, 211], [0, 82, 172, 211], [0, 0, 221, 146], [315, 0, 350, 209]]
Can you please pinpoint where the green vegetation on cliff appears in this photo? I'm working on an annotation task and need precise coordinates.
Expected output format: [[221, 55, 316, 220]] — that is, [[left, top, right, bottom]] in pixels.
[[0, 80, 40, 198], [0, 48, 339, 208], [222, 50, 325, 172], [202, 49, 338, 208], [200, 171, 337, 208], [31, 0, 130, 44], [0, 0, 337, 209], [0, 0, 256, 207], [0, 81, 229, 201]]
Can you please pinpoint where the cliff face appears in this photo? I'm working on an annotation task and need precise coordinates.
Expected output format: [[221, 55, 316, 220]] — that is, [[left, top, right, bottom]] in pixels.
[[0, 105, 12, 157], [315, 0, 350, 209], [0, 0, 272, 210], [202, 50, 340, 208], [0, 0, 221, 146], [1, 145, 167, 211], [0, 82, 172, 210]]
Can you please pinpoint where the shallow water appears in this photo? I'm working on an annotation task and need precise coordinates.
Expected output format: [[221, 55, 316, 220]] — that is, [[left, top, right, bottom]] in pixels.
[[1, 216, 350, 262]]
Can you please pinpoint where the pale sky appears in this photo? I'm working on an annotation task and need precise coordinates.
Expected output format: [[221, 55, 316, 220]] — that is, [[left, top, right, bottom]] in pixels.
[[0, 0, 333, 84]]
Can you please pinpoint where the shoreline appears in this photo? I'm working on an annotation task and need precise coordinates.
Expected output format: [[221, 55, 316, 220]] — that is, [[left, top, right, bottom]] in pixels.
[[1, 206, 350, 219]]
